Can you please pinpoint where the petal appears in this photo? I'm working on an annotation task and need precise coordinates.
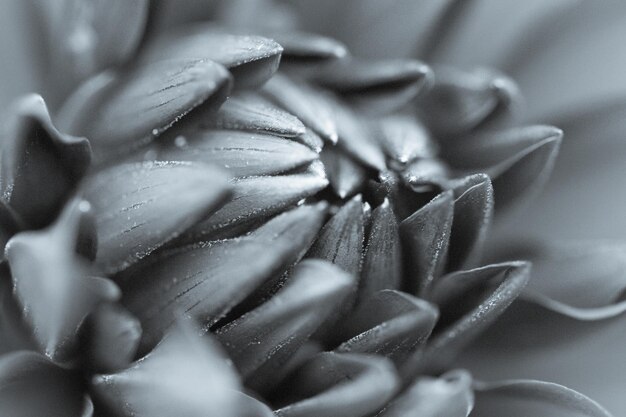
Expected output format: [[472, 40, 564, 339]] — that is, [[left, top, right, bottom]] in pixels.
[[473, 379, 613, 417], [410, 261, 530, 376], [1, 94, 91, 229], [376, 115, 437, 169], [417, 67, 521, 137], [359, 199, 403, 300], [262, 74, 339, 143], [401, 158, 451, 193], [118, 203, 327, 352], [295, 129, 325, 153], [496, 240, 626, 320], [35, 0, 149, 103], [217, 259, 352, 393], [312, 59, 432, 114], [156, 129, 318, 177], [203, 93, 306, 137], [320, 146, 367, 199], [79, 303, 142, 373], [91, 320, 242, 417], [447, 176, 493, 271], [263, 31, 348, 65], [378, 369, 474, 417], [59, 58, 232, 163], [181, 164, 328, 241], [5, 199, 119, 361], [0, 351, 86, 417], [334, 290, 438, 364], [0, 264, 34, 354], [141, 25, 283, 89], [274, 352, 399, 417], [83, 161, 231, 274], [399, 191, 454, 296]]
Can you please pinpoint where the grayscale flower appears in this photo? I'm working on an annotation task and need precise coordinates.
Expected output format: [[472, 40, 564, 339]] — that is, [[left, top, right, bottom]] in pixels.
[[0, 1, 625, 416]]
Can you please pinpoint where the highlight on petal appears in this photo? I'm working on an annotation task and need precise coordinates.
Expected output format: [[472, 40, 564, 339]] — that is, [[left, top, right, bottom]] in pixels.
[[378, 369, 474, 417], [320, 146, 368, 199], [417, 66, 521, 137], [274, 352, 399, 417], [156, 129, 318, 177], [269, 31, 349, 64], [359, 199, 402, 300], [118, 203, 328, 351], [1, 94, 91, 229], [203, 93, 306, 137], [313, 59, 433, 114], [83, 161, 231, 274], [473, 379, 614, 417], [5, 199, 120, 361], [262, 74, 339, 143], [59, 58, 232, 163], [401, 158, 451, 193], [181, 164, 328, 241], [91, 320, 242, 417], [0, 351, 85, 417], [141, 25, 283, 88], [500, 241, 626, 320], [377, 115, 436, 169], [217, 259, 352, 393], [416, 261, 530, 374], [447, 175, 493, 271], [334, 290, 438, 365], [400, 191, 454, 296]]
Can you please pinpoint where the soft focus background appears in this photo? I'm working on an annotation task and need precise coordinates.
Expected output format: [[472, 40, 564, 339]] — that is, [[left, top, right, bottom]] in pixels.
[[1, 0, 625, 413]]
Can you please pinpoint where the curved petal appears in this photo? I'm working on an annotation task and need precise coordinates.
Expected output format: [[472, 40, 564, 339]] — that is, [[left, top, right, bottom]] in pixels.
[[217, 259, 352, 393], [376, 115, 436, 170], [58, 58, 232, 164], [320, 146, 367, 199], [274, 352, 399, 417], [5, 199, 119, 361], [0, 351, 86, 417], [83, 161, 231, 274], [118, 203, 328, 352], [156, 129, 318, 178], [378, 369, 473, 417], [473, 379, 613, 417], [181, 164, 328, 241], [1, 94, 91, 229], [91, 320, 242, 417]]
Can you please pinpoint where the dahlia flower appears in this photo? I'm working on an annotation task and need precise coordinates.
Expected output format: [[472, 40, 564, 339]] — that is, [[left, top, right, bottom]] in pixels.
[[0, 1, 625, 416]]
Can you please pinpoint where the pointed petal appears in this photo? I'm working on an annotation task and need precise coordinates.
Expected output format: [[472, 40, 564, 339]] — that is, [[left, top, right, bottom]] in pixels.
[[83, 161, 231, 274], [401, 158, 451, 193], [359, 199, 402, 300], [307, 194, 364, 275], [59, 58, 232, 163], [0, 351, 85, 417], [181, 166, 327, 241], [295, 128, 324, 153], [5, 199, 119, 361], [377, 115, 436, 169], [501, 241, 626, 320], [1, 94, 91, 229], [91, 320, 241, 417], [314, 59, 432, 114], [335, 290, 438, 364], [378, 370, 474, 417], [141, 25, 283, 88], [447, 176, 493, 271], [320, 146, 368, 199], [263, 30, 348, 65], [400, 191, 454, 296], [217, 259, 352, 393], [414, 262, 530, 375], [205, 93, 306, 137], [118, 203, 327, 351], [473, 379, 613, 417], [418, 67, 521, 137], [157, 129, 318, 177], [80, 303, 142, 373], [262, 74, 339, 143], [274, 352, 399, 417]]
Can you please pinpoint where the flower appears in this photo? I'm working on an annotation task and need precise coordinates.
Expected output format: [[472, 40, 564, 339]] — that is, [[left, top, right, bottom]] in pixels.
[[0, 1, 625, 416]]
